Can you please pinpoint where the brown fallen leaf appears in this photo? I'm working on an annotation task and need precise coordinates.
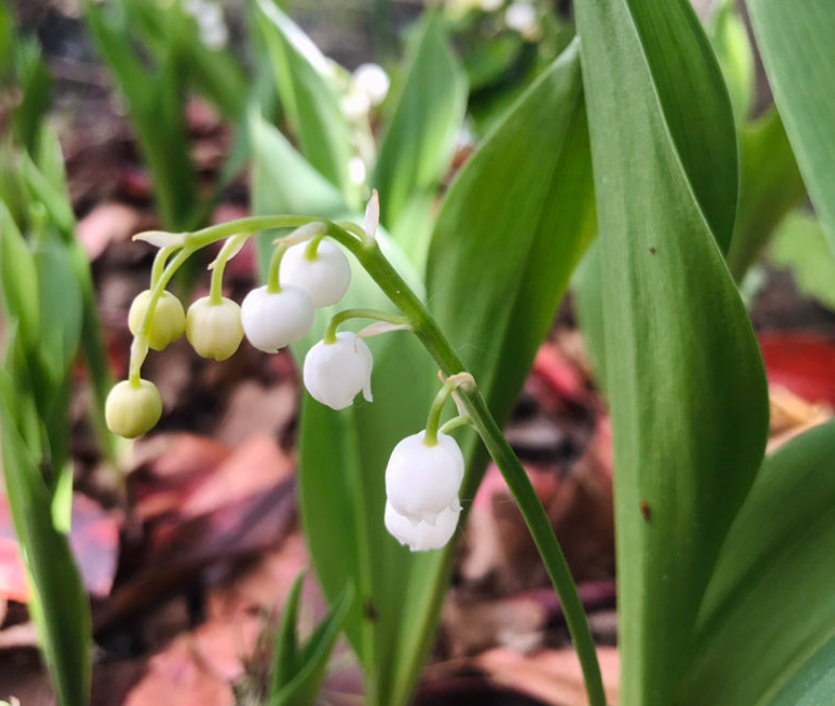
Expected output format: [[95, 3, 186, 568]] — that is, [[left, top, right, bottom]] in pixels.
[[76, 202, 145, 261]]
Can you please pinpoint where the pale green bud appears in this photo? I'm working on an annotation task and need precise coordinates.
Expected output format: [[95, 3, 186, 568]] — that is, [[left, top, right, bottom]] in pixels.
[[185, 296, 244, 361], [105, 379, 163, 438], [128, 290, 186, 351]]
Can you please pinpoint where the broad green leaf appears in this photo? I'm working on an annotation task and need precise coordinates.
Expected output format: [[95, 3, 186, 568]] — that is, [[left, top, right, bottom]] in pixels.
[[250, 110, 347, 277], [373, 12, 466, 233], [0, 370, 91, 706], [272, 584, 353, 706], [708, 0, 754, 128], [573, 241, 606, 390], [770, 212, 835, 310], [390, 40, 595, 706], [749, 0, 835, 253], [12, 40, 52, 154], [572, 2, 769, 705], [19, 153, 75, 236], [726, 108, 806, 281], [679, 421, 835, 705], [255, 0, 354, 202], [0, 203, 40, 349]]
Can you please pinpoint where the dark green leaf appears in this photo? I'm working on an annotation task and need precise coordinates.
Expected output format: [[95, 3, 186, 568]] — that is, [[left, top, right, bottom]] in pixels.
[[749, 0, 835, 253], [708, 0, 754, 128], [679, 421, 835, 705], [270, 570, 304, 694], [573, 1, 769, 705], [0, 370, 91, 706], [373, 12, 466, 233], [255, 0, 354, 201]]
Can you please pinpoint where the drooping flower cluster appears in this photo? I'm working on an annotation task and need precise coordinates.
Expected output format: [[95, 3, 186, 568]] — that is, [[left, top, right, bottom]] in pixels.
[[107, 195, 469, 552]]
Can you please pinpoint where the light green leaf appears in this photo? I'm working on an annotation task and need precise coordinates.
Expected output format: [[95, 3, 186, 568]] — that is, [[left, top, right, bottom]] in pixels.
[[749, 0, 835, 253], [726, 108, 806, 281], [0, 370, 91, 706], [33, 236, 83, 385], [0, 202, 40, 350], [708, 0, 754, 128], [255, 0, 354, 201], [679, 421, 835, 705], [770, 211, 835, 310], [270, 571, 305, 695], [373, 12, 467, 234], [572, 2, 770, 705], [250, 110, 347, 277]]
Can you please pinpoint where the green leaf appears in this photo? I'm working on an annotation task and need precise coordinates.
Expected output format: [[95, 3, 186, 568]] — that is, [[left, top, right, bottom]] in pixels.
[[573, 241, 606, 390], [726, 108, 806, 281], [19, 153, 76, 237], [391, 40, 595, 705], [33, 236, 83, 386], [272, 583, 353, 706], [749, 0, 835, 254], [270, 571, 304, 694], [769, 211, 835, 310], [572, 1, 770, 705], [12, 40, 52, 153], [250, 110, 347, 277], [678, 421, 835, 705], [0, 370, 92, 706], [708, 0, 754, 128], [255, 0, 354, 201], [0, 202, 40, 349], [373, 12, 467, 233]]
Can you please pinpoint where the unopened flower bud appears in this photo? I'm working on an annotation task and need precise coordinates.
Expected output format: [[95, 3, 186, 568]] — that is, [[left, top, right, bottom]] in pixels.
[[385, 502, 460, 552], [385, 431, 464, 525], [186, 296, 244, 361], [128, 290, 186, 351], [303, 332, 373, 410], [241, 285, 314, 353], [105, 379, 162, 438], [279, 241, 352, 309]]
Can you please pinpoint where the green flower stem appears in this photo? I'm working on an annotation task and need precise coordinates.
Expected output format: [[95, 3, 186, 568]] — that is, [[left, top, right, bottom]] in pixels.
[[323, 308, 410, 345], [209, 233, 249, 305], [304, 235, 324, 261], [150, 216, 606, 706], [267, 243, 288, 294], [424, 379, 457, 447], [439, 415, 473, 435], [150, 245, 179, 289]]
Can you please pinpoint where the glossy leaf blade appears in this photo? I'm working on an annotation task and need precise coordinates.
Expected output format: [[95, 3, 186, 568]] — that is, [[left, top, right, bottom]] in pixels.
[[680, 422, 835, 705], [255, 0, 353, 201], [749, 0, 835, 252], [572, 1, 770, 704], [373, 12, 466, 234]]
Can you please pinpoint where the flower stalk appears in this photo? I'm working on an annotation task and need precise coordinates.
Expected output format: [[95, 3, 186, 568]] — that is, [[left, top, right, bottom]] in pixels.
[[147, 214, 606, 706]]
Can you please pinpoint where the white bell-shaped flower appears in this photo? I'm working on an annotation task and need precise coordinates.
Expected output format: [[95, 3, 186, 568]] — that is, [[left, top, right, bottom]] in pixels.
[[241, 285, 314, 353], [279, 241, 351, 308], [303, 332, 373, 410], [186, 296, 244, 361], [385, 430, 464, 525], [353, 63, 390, 106], [385, 502, 460, 552]]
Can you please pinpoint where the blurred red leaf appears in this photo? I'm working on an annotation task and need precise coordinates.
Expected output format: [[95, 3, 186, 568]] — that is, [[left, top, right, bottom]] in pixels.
[[77, 202, 143, 260], [759, 333, 835, 405], [0, 493, 119, 602]]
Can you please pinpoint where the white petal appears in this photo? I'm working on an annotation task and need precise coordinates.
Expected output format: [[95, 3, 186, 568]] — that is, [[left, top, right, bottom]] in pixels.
[[241, 285, 314, 353], [303, 332, 374, 410], [279, 241, 351, 308], [364, 191, 380, 243], [385, 502, 459, 552], [353, 63, 390, 106]]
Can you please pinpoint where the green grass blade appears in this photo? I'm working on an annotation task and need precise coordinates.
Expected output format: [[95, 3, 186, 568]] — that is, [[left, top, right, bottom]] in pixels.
[[270, 571, 304, 695], [572, 1, 770, 704]]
